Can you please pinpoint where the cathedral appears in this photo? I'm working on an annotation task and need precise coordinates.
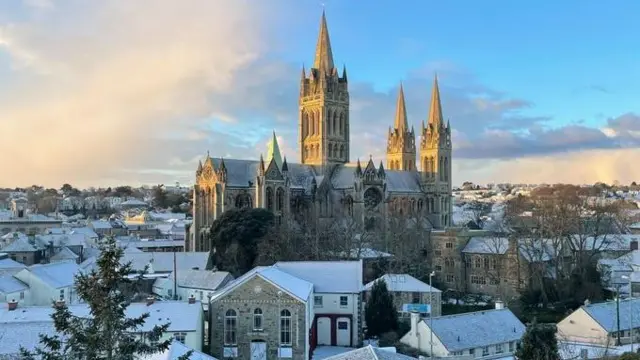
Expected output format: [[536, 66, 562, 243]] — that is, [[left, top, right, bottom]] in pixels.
[[188, 12, 453, 252]]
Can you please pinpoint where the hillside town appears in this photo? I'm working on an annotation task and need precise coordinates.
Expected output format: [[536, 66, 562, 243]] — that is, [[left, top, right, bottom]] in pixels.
[[2, 5, 640, 360]]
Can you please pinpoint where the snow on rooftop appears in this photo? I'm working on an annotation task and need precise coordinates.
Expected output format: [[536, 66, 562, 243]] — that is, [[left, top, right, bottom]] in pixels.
[[0, 275, 28, 294], [426, 308, 525, 352], [581, 298, 640, 332], [273, 260, 363, 293], [138, 340, 218, 360], [363, 274, 441, 293], [24, 262, 81, 289], [322, 345, 416, 360], [211, 266, 313, 302]]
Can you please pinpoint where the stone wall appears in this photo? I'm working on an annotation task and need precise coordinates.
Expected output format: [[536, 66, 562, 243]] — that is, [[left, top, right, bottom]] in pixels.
[[209, 276, 308, 360]]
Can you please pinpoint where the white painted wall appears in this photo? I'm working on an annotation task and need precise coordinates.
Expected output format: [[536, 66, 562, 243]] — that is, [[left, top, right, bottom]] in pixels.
[[557, 308, 609, 345], [0, 288, 31, 306], [13, 270, 79, 306], [312, 292, 360, 346]]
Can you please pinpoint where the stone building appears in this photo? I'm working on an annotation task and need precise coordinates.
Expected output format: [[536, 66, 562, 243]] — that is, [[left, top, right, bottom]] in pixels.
[[362, 273, 442, 318], [189, 11, 453, 252], [209, 266, 314, 360], [0, 198, 62, 236]]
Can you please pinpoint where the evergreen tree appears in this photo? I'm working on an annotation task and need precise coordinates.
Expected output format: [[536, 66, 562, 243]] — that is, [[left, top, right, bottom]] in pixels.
[[515, 319, 560, 360], [20, 237, 192, 360], [364, 280, 398, 338]]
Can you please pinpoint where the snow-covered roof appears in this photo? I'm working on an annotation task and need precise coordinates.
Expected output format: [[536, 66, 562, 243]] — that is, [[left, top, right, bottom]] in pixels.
[[211, 266, 313, 302], [24, 262, 80, 289], [0, 300, 202, 357], [90, 220, 113, 229], [323, 345, 416, 360], [168, 269, 231, 291], [120, 240, 184, 249], [581, 298, 640, 332], [273, 260, 363, 293], [50, 247, 80, 262], [363, 274, 441, 293], [0, 275, 28, 294], [462, 237, 555, 262], [81, 252, 209, 274], [0, 257, 26, 271], [69, 227, 99, 239], [137, 340, 218, 360], [0, 234, 38, 252], [120, 199, 148, 206], [425, 308, 525, 352]]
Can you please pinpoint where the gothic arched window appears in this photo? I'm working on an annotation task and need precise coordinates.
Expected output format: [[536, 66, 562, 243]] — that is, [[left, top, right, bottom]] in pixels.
[[235, 194, 252, 209], [327, 109, 332, 134], [344, 195, 354, 216], [328, 143, 333, 158], [224, 309, 237, 345], [338, 113, 343, 136], [339, 144, 345, 159], [316, 110, 321, 135], [444, 157, 449, 181], [303, 112, 309, 138], [276, 187, 285, 212], [333, 112, 337, 135], [266, 187, 274, 211], [253, 308, 263, 331], [418, 199, 424, 212], [333, 144, 339, 159]]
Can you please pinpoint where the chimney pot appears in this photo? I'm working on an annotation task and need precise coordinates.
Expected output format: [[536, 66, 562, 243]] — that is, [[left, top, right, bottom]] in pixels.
[[188, 295, 196, 304], [495, 300, 505, 310], [146, 296, 155, 306], [8, 299, 17, 311]]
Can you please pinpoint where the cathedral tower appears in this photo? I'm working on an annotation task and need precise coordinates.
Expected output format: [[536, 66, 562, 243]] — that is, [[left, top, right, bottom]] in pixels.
[[299, 11, 349, 168], [420, 75, 452, 226], [386, 84, 416, 171]]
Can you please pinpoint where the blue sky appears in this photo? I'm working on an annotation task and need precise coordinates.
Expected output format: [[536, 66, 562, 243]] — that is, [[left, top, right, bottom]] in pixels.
[[0, 0, 638, 187]]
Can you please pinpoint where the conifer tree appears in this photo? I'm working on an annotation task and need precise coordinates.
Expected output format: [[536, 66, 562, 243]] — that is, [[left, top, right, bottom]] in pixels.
[[20, 237, 192, 360], [365, 280, 398, 338], [515, 319, 560, 360]]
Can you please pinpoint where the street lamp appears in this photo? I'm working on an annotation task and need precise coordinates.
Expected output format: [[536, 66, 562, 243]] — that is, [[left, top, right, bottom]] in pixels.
[[277, 291, 282, 360], [622, 274, 633, 352], [429, 271, 435, 358]]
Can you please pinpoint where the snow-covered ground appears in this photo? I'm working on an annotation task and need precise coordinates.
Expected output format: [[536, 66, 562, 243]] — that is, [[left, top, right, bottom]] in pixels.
[[559, 341, 638, 359]]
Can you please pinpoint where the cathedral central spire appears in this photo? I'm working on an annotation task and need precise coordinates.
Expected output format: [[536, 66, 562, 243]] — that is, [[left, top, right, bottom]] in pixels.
[[313, 10, 335, 73], [394, 83, 409, 132]]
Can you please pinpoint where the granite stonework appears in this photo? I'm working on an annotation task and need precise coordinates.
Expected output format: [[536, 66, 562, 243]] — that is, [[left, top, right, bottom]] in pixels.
[[209, 276, 308, 360]]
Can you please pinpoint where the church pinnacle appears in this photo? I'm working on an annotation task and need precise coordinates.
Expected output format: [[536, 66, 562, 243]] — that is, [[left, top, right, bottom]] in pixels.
[[266, 130, 283, 169], [313, 10, 335, 73]]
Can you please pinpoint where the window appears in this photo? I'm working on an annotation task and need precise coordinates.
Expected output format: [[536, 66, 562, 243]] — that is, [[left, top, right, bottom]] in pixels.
[[446, 274, 454, 283], [482, 347, 489, 356], [489, 278, 499, 285], [483, 258, 489, 269], [412, 292, 420, 304], [445, 242, 453, 249], [253, 308, 263, 331], [496, 343, 503, 353], [167, 289, 173, 298], [469, 348, 475, 355], [509, 341, 514, 352], [173, 332, 186, 344], [435, 265, 442, 271], [474, 258, 481, 268], [338, 321, 348, 330], [471, 275, 486, 285], [20, 291, 24, 300], [491, 258, 498, 270], [452, 351, 463, 356], [224, 309, 237, 345], [340, 296, 348, 307], [280, 309, 292, 346], [59, 289, 65, 300], [314, 295, 323, 307]]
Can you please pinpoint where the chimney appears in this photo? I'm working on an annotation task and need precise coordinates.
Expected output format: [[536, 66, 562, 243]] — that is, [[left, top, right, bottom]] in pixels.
[[188, 294, 196, 304], [55, 299, 65, 309], [410, 311, 420, 335], [8, 299, 17, 311], [631, 241, 638, 251], [146, 296, 155, 306], [584, 299, 591, 306], [495, 300, 505, 310]]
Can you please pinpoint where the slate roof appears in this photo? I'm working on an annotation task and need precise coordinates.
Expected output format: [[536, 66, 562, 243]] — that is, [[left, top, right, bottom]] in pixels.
[[169, 269, 232, 290], [0, 258, 26, 271], [426, 308, 525, 352], [26, 262, 80, 288], [210, 158, 317, 193], [330, 164, 422, 193], [90, 220, 112, 229], [581, 298, 640, 332], [363, 274, 441, 293], [324, 345, 416, 360], [462, 237, 554, 262], [273, 260, 363, 293], [210, 266, 313, 302], [0, 235, 38, 252], [0, 275, 28, 294], [50, 247, 79, 262], [69, 227, 99, 239]]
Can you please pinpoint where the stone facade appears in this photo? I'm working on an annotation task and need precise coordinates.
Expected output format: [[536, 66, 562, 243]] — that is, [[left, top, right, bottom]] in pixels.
[[209, 276, 308, 360], [189, 12, 454, 252]]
